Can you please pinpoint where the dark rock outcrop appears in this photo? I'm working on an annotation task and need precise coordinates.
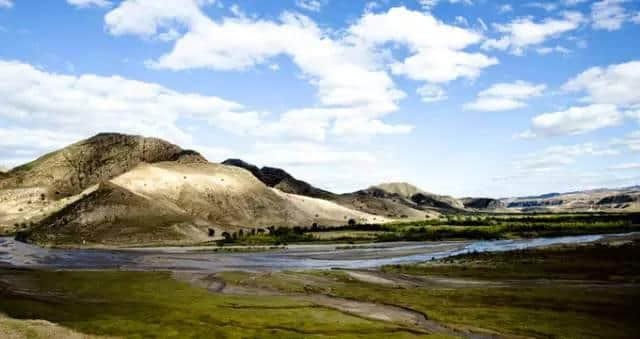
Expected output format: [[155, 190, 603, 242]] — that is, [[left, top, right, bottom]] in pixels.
[[222, 159, 333, 199]]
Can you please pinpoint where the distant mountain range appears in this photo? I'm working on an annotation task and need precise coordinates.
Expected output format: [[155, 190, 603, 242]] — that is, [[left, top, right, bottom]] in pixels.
[[0, 133, 637, 246]]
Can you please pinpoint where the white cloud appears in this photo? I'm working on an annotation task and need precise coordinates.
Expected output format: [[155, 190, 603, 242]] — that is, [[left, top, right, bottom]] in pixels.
[[364, 2, 380, 13], [454, 16, 469, 26], [416, 84, 447, 102], [350, 7, 497, 83], [499, 4, 513, 13], [632, 12, 640, 24], [563, 0, 588, 5], [106, 3, 412, 139], [0, 60, 263, 151], [563, 60, 640, 107], [295, 0, 328, 12], [523, 60, 640, 138], [156, 28, 181, 42], [482, 11, 585, 55], [525, 104, 623, 136], [526, 2, 558, 12], [419, 0, 473, 10], [536, 45, 572, 55], [464, 81, 546, 111], [610, 131, 640, 152], [67, 0, 112, 8], [105, 4, 496, 139], [591, 0, 629, 31], [610, 162, 640, 170], [465, 98, 525, 111], [0, 0, 12, 8], [516, 143, 619, 172]]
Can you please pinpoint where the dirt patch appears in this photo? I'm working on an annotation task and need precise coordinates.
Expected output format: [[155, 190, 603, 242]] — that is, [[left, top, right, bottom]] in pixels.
[[0, 313, 110, 339]]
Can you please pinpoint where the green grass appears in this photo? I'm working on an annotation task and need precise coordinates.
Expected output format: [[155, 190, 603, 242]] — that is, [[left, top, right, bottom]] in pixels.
[[0, 270, 427, 338], [221, 270, 640, 338], [220, 241, 640, 338], [382, 240, 640, 281], [213, 213, 640, 246]]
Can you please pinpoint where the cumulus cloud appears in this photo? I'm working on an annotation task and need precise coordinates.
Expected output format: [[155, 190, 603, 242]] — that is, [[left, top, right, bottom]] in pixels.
[[464, 81, 546, 111], [562, 60, 640, 107], [536, 45, 572, 55], [610, 130, 640, 152], [526, 2, 558, 12], [0, 60, 265, 156], [516, 143, 619, 172], [105, 3, 496, 138], [482, 11, 585, 55], [0, 0, 12, 9], [295, 0, 328, 12], [499, 4, 513, 13], [418, 0, 473, 10], [416, 84, 447, 102], [67, 0, 113, 8], [523, 60, 640, 137], [524, 104, 623, 137], [67, 0, 112, 8], [591, 0, 630, 31], [610, 162, 640, 170], [349, 7, 497, 83]]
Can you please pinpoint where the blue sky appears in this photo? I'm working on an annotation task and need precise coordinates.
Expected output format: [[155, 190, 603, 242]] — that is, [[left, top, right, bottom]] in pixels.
[[0, 0, 639, 197]]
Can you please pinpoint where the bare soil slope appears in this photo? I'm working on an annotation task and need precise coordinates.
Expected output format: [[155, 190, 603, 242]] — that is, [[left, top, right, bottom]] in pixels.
[[0, 133, 205, 234], [21, 160, 383, 246]]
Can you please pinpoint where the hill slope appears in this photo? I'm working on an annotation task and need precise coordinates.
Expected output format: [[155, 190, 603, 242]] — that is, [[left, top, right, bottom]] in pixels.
[[370, 182, 464, 211], [1, 133, 204, 196], [12, 143, 383, 246], [222, 160, 438, 219], [502, 186, 640, 212]]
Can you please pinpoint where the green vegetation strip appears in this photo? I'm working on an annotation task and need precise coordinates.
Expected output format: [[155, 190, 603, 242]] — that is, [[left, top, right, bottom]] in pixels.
[[216, 213, 640, 245]]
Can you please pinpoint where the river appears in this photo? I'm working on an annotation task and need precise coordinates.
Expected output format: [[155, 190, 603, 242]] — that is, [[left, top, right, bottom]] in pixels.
[[0, 233, 632, 272]]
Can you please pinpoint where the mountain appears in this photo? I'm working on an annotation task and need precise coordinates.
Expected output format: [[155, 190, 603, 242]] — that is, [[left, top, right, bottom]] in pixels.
[[501, 186, 640, 212], [2, 133, 382, 246], [1, 133, 204, 197], [369, 182, 465, 211], [222, 161, 441, 219]]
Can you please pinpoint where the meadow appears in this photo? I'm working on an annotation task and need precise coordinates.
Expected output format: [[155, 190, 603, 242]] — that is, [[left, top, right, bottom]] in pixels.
[[1, 238, 638, 338]]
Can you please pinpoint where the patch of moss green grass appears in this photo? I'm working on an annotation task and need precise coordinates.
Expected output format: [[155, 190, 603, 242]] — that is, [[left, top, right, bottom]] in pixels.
[[0, 269, 432, 338], [382, 240, 640, 282], [220, 242, 640, 338]]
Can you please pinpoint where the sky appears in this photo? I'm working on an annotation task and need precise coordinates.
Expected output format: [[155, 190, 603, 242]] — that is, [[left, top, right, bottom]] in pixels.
[[0, 0, 639, 198]]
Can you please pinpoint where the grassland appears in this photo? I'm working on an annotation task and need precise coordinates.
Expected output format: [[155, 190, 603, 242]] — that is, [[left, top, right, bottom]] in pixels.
[[219, 239, 640, 338], [0, 269, 432, 338], [0, 229, 638, 338]]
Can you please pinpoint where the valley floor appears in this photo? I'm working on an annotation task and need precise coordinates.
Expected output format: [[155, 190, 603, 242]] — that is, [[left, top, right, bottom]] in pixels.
[[0, 234, 638, 338]]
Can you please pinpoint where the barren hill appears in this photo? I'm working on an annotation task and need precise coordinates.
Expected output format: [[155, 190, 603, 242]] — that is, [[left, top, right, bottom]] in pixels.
[[370, 182, 464, 211], [3, 134, 384, 246], [1, 133, 204, 197]]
